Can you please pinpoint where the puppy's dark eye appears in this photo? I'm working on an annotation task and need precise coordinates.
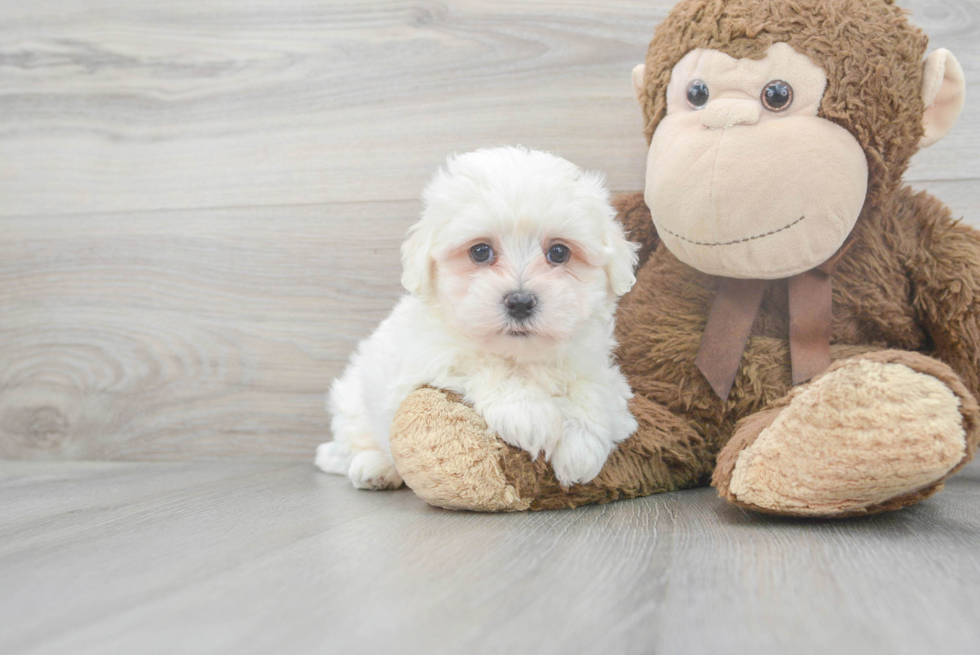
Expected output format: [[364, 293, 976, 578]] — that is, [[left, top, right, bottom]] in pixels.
[[547, 244, 570, 265], [761, 80, 793, 112], [686, 80, 709, 108], [469, 243, 494, 264]]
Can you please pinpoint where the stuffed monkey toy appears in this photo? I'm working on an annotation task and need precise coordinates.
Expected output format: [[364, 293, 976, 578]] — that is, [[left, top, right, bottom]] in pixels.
[[387, 0, 978, 517]]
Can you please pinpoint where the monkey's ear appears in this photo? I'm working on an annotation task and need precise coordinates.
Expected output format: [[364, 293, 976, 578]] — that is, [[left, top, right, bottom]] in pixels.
[[631, 64, 646, 104], [920, 49, 966, 148]]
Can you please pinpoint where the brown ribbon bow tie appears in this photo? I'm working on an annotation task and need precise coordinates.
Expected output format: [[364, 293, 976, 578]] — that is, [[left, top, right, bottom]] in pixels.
[[694, 245, 852, 401]]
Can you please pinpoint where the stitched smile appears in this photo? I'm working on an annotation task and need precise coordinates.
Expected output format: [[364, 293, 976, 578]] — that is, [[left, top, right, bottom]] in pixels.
[[660, 215, 806, 247]]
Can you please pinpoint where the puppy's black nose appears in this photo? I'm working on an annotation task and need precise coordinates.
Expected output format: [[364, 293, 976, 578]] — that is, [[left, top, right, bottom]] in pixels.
[[503, 291, 537, 320]]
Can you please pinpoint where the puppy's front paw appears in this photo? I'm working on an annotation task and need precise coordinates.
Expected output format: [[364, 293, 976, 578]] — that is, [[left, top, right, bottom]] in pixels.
[[480, 398, 562, 456], [348, 451, 404, 490], [550, 422, 612, 487]]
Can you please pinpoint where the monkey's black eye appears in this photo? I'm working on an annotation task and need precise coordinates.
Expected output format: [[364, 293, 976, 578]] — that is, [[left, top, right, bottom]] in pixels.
[[686, 80, 709, 108], [761, 80, 793, 112], [470, 243, 494, 264], [547, 243, 571, 265]]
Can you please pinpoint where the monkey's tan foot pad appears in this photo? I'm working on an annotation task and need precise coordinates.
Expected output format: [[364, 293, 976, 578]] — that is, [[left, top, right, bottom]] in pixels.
[[389, 387, 712, 512], [389, 387, 531, 512], [712, 350, 980, 517]]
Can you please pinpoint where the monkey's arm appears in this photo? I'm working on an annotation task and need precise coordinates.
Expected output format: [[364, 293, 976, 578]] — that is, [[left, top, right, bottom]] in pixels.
[[908, 196, 980, 399], [613, 192, 659, 268]]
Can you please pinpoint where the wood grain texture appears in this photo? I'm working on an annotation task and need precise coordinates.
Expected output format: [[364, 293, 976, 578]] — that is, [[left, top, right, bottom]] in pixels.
[[0, 0, 978, 460], [1, 458, 979, 655], [0, 0, 975, 216], [0, 201, 415, 460], [0, 0, 665, 216]]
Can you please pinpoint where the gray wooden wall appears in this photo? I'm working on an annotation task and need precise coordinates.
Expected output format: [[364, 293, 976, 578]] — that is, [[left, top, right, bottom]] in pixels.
[[1, 0, 977, 462]]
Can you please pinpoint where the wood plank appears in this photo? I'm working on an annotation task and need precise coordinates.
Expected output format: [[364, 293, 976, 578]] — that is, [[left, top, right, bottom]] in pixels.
[[1, 0, 978, 461], [1, 459, 978, 654], [0, 201, 417, 460], [0, 460, 410, 653], [3, 178, 979, 461], [0, 0, 975, 217]]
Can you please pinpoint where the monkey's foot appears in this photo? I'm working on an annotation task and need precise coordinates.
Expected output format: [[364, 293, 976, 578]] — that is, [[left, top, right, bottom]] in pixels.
[[713, 351, 979, 517], [389, 387, 530, 511], [389, 387, 711, 512]]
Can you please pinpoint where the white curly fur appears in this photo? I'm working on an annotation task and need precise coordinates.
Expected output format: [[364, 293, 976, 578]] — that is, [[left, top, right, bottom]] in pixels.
[[316, 146, 639, 488]]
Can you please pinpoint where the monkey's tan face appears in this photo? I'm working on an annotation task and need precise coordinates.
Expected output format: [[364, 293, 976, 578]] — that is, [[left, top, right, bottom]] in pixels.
[[642, 43, 869, 279]]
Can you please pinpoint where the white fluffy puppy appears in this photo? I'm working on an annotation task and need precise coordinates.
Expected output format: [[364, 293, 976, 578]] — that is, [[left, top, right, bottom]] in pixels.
[[316, 146, 639, 489]]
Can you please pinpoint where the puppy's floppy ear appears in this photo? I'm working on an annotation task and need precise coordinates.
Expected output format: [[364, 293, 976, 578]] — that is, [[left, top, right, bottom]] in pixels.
[[631, 64, 646, 104], [403, 162, 459, 296], [604, 218, 639, 296], [581, 170, 639, 296], [401, 219, 434, 296]]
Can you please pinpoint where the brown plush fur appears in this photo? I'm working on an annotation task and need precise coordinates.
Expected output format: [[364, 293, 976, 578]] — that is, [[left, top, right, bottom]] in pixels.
[[388, 0, 980, 516], [500, 394, 714, 510], [613, 185, 980, 514], [638, 0, 928, 212]]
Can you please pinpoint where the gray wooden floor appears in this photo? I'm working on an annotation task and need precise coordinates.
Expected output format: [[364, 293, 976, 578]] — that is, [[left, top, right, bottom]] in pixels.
[[2, 458, 979, 655]]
